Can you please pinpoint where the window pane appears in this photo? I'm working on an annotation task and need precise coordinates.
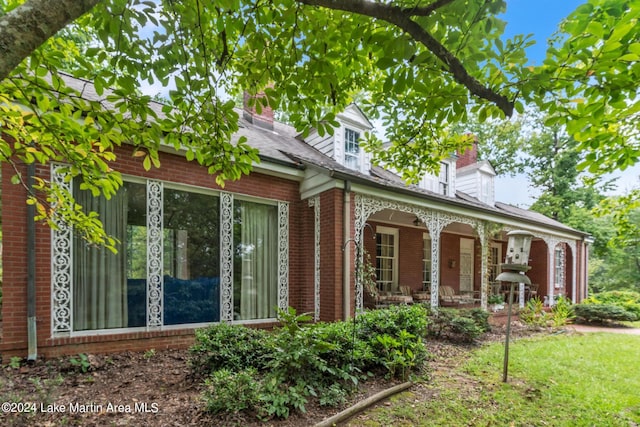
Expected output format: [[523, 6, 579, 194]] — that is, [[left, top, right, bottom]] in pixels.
[[73, 181, 145, 331], [125, 182, 148, 328], [423, 237, 431, 287], [344, 128, 360, 170], [376, 232, 396, 292], [233, 200, 278, 320], [344, 154, 359, 169], [163, 189, 220, 325], [345, 128, 360, 154]]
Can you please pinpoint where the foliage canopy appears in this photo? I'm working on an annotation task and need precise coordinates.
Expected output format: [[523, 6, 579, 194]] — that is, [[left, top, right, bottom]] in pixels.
[[1, 0, 639, 244]]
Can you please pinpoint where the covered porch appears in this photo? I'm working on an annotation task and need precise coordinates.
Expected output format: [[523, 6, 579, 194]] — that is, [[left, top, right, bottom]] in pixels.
[[352, 194, 580, 312]]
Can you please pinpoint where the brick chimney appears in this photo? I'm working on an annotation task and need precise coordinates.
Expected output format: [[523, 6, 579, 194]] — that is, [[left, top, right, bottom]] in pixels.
[[243, 91, 274, 131], [456, 135, 478, 169]]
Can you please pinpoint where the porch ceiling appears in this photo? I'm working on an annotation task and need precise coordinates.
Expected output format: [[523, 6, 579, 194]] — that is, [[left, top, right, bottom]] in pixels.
[[368, 209, 476, 236]]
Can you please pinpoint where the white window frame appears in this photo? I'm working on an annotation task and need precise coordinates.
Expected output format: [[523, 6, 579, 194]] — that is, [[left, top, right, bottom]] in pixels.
[[375, 226, 399, 293], [422, 233, 431, 291], [489, 242, 502, 287], [344, 128, 360, 170], [554, 246, 565, 290], [50, 164, 289, 336], [439, 162, 450, 195]]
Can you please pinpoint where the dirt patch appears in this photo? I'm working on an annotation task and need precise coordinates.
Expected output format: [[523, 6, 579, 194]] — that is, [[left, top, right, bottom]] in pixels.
[[0, 323, 541, 427]]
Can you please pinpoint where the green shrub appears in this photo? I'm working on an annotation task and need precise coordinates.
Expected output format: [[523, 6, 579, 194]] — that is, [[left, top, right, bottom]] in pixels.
[[202, 368, 261, 414], [193, 306, 430, 420], [259, 308, 360, 418], [309, 320, 376, 372], [583, 291, 640, 318], [574, 303, 638, 324], [519, 297, 550, 328], [372, 329, 426, 380], [465, 308, 491, 333], [189, 322, 274, 378], [358, 304, 428, 339], [260, 378, 310, 419], [426, 307, 489, 342], [551, 296, 575, 327]]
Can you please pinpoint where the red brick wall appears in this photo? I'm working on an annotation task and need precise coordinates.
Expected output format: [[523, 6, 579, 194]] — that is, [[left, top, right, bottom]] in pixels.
[[440, 233, 460, 291], [528, 240, 549, 298], [456, 140, 478, 169], [318, 189, 345, 322], [398, 226, 425, 292], [1, 145, 309, 357], [363, 222, 484, 295], [364, 222, 426, 295]]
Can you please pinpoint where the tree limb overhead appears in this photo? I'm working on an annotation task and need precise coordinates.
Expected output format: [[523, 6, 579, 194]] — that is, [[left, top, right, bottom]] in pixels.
[[295, 0, 515, 117]]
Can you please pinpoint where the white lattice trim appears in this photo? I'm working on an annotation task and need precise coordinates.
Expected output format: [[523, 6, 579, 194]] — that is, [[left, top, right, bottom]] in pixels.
[[219, 192, 234, 322], [147, 180, 163, 328], [278, 202, 290, 312], [51, 164, 72, 335], [309, 197, 321, 321]]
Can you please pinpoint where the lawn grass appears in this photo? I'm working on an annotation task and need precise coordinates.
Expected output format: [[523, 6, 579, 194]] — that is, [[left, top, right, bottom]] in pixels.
[[348, 333, 640, 426]]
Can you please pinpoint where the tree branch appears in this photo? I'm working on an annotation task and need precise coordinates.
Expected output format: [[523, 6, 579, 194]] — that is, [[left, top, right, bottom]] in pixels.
[[295, 0, 514, 116], [0, 0, 101, 81], [403, 0, 456, 17]]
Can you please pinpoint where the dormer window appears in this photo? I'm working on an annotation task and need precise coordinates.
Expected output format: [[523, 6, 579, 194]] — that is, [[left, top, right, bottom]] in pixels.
[[438, 162, 449, 195], [344, 128, 360, 170]]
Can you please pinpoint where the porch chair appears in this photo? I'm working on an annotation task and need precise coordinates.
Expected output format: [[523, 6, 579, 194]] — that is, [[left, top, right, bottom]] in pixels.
[[438, 286, 463, 305], [527, 283, 539, 300]]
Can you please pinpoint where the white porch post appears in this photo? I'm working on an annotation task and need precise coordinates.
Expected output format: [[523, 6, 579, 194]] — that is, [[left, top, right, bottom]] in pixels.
[[430, 229, 441, 309], [478, 222, 488, 311], [547, 246, 555, 306], [568, 241, 577, 303]]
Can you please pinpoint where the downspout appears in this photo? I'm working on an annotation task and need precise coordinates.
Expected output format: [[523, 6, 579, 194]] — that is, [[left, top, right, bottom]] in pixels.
[[27, 162, 37, 361], [343, 180, 351, 320]]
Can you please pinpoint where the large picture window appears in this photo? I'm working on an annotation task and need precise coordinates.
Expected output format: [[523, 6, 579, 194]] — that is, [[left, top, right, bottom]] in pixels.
[[72, 181, 142, 331], [52, 166, 288, 335], [162, 188, 220, 325], [233, 199, 278, 320]]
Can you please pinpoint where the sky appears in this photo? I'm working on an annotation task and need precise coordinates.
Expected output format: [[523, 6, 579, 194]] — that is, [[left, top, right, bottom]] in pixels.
[[494, 0, 640, 207]]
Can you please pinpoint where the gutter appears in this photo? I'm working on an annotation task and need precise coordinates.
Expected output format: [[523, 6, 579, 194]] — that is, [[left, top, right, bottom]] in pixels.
[[343, 180, 351, 320], [324, 167, 590, 239], [26, 162, 37, 361]]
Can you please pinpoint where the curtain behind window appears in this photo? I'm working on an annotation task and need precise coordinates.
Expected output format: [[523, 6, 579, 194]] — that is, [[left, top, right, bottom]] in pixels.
[[73, 187, 128, 330], [235, 201, 277, 320]]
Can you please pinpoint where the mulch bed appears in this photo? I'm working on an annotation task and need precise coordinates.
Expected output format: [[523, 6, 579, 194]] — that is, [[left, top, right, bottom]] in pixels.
[[0, 321, 541, 427]]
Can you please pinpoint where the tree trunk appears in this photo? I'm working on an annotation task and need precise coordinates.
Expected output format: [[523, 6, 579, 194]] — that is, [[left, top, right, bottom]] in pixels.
[[0, 0, 101, 81]]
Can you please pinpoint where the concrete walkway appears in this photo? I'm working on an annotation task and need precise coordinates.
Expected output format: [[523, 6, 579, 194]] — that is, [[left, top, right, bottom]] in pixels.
[[568, 324, 640, 335]]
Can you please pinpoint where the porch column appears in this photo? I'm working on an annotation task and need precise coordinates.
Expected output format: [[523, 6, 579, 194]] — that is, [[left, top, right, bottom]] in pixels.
[[430, 230, 441, 308], [547, 245, 556, 306], [568, 241, 577, 303], [478, 222, 488, 311]]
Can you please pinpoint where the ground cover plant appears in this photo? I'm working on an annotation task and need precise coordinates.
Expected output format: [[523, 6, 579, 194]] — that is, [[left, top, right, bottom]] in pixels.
[[425, 307, 491, 342], [346, 332, 640, 426], [519, 296, 576, 328], [574, 291, 640, 324], [190, 305, 431, 421]]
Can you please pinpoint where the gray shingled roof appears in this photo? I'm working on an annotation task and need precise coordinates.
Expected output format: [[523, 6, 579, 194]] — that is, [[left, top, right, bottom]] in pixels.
[[55, 73, 587, 237], [240, 112, 587, 237]]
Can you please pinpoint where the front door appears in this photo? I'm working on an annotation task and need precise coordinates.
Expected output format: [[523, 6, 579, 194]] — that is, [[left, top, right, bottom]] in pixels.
[[459, 238, 474, 293]]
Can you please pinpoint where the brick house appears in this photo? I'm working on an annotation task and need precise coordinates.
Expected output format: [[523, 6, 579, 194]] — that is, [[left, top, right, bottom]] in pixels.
[[1, 76, 592, 358]]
